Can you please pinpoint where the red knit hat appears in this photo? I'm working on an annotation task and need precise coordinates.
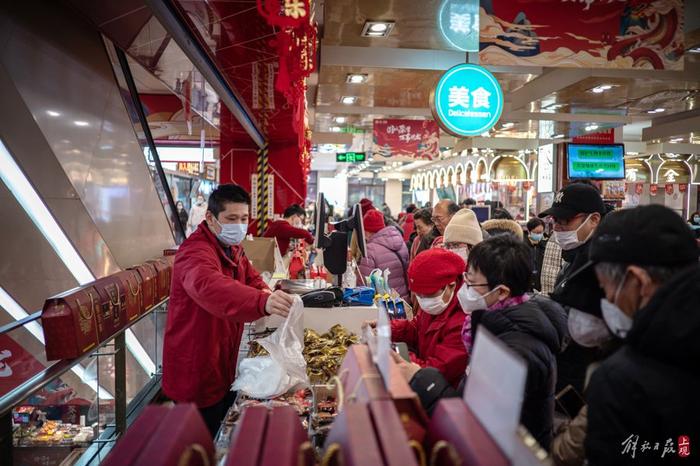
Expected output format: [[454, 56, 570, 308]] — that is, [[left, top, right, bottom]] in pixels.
[[363, 209, 386, 233], [407, 248, 464, 295], [359, 198, 375, 215]]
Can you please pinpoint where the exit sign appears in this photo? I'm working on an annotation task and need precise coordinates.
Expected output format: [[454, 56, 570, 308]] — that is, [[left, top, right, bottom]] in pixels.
[[336, 152, 366, 163]]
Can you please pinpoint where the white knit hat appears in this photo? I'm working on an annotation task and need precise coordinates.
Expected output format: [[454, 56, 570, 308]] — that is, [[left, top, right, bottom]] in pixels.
[[444, 208, 483, 245]]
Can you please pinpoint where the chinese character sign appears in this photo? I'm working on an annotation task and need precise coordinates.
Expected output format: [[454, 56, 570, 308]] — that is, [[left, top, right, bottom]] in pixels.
[[431, 64, 504, 137], [372, 119, 440, 160], [439, 0, 479, 52]]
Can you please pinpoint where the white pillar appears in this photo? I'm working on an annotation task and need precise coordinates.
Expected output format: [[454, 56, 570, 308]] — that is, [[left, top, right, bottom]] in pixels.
[[384, 179, 403, 217]]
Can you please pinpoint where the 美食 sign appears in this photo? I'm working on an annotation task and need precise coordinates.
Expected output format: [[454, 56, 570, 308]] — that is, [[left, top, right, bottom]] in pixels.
[[431, 64, 504, 137]]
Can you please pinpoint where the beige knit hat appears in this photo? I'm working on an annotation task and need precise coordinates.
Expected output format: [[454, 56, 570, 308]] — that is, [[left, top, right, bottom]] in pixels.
[[443, 208, 483, 246], [482, 219, 524, 240]]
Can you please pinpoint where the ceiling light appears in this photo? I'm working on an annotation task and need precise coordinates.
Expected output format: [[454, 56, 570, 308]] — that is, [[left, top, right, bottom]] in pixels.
[[334, 116, 347, 124], [590, 84, 614, 94], [688, 46, 700, 54], [502, 122, 514, 129], [654, 108, 665, 113], [74, 120, 89, 127], [46, 110, 61, 117], [330, 126, 342, 133], [341, 96, 357, 105], [361, 21, 395, 37], [585, 124, 599, 132], [552, 134, 565, 139], [670, 138, 684, 143], [346, 73, 368, 84]]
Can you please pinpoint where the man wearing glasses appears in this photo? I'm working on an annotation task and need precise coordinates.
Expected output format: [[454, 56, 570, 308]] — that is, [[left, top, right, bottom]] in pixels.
[[430, 200, 461, 248], [538, 182, 608, 396]]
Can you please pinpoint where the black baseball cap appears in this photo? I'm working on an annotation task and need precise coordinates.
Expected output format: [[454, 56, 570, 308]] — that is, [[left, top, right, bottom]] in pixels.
[[590, 205, 699, 266], [539, 183, 606, 220]]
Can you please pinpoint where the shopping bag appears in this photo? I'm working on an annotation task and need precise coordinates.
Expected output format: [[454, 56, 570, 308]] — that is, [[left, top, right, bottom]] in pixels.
[[232, 296, 309, 398]]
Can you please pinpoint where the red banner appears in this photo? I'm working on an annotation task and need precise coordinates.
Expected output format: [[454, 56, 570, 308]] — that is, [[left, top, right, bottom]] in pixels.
[[480, 0, 684, 70], [372, 119, 439, 160], [650, 184, 658, 196], [0, 335, 46, 397], [665, 183, 675, 195], [572, 129, 615, 144], [679, 183, 688, 193], [635, 183, 644, 195]]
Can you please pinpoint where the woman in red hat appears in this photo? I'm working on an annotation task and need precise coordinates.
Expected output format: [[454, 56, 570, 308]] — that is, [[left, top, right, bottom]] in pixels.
[[366, 248, 468, 387]]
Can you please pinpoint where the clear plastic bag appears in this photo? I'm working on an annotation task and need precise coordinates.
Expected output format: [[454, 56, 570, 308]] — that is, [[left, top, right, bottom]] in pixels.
[[232, 296, 309, 398]]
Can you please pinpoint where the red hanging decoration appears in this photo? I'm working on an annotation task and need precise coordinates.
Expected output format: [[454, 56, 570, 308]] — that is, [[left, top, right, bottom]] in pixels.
[[665, 183, 674, 195], [650, 184, 658, 196], [635, 183, 644, 195], [522, 181, 532, 191], [257, 0, 310, 28], [679, 183, 688, 193]]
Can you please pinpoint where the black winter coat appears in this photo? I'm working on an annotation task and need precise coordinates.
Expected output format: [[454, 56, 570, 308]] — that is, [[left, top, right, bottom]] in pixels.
[[409, 295, 568, 450], [585, 266, 700, 466], [525, 238, 548, 292], [551, 240, 604, 394]]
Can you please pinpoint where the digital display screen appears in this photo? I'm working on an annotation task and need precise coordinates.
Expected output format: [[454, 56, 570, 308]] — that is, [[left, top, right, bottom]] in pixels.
[[567, 144, 625, 179]]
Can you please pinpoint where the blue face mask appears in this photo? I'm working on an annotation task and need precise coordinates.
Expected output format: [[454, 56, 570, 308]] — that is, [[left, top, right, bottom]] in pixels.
[[693, 216, 700, 224], [530, 232, 544, 242], [213, 217, 248, 246]]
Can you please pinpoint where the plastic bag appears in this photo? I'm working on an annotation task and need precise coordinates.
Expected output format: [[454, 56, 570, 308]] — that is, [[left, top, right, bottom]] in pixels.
[[232, 296, 309, 398]]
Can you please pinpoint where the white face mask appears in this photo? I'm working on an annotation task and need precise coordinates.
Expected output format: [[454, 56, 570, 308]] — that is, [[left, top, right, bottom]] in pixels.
[[196, 198, 205, 206], [600, 273, 634, 338], [567, 308, 612, 347], [457, 283, 499, 314], [417, 286, 454, 315], [293, 218, 303, 228], [554, 214, 593, 251], [213, 217, 247, 246], [451, 247, 469, 263]]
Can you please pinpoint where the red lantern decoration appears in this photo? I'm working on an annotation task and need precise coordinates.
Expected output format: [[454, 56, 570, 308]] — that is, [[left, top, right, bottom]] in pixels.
[[491, 182, 500, 191], [679, 183, 688, 193], [522, 181, 532, 190], [650, 184, 658, 196], [635, 183, 644, 195], [665, 184, 674, 195]]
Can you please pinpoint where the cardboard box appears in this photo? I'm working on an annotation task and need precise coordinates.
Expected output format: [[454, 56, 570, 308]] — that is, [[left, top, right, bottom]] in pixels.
[[129, 263, 158, 310], [241, 237, 282, 275], [118, 269, 143, 322], [147, 258, 172, 302], [254, 306, 377, 335], [323, 403, 385, 466], [92, 275, 128, 339], [226, 405, 268, 466], [102, 406, 170, 466]]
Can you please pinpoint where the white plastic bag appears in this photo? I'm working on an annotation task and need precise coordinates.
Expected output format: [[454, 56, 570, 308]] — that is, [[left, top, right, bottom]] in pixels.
[[232, 296, 309, 398]]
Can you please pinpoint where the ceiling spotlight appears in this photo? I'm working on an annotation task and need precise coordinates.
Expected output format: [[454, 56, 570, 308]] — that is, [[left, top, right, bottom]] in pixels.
[[341, 96, 357, 105], [46, 110, 61, 117], [585, 124, 599, 132], [552, 134, 565, 139], [330, 126, 341, 133], [590, 84, 614, 94], [361, 21, 395, 37], [688, 46, 700, 54], [334, 116, 347, 124], [502, 122, 514, 129], [654, 108, 665, 113], [74, 121, 89, 127], [670, 138, 684, 143], [346, 74, 368, 84]]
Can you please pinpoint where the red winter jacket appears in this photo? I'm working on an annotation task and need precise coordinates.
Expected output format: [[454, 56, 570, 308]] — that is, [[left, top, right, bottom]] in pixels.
[[390, 279, 468, 387], [402, 214, 415, 242], [162, 222, 270, 408], [263, 219, 314, 255]]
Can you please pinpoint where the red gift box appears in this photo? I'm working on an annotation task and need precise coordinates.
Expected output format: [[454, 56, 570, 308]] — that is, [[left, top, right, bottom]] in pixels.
[[118, 269, 143, 322], [324, 403, 385, 466], [42, 286, 101, 360], [338, 345, 389, 403], [260, 406, 314, 466], [369, 400, 420, 466], [92, 275, 128, 339], [227, 405, 268, 466], [147, 258, 172, 302], [426, 398, 508, 466], [135, 404, 214, 466], [129, 263, 158, 310], [387, 355, 429, 442], [102, 406, 170, 466]]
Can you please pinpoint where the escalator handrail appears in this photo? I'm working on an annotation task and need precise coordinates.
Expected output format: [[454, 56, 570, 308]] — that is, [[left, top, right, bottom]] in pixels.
[[0, 297, 168, 417], [0, 310, 41, 336]]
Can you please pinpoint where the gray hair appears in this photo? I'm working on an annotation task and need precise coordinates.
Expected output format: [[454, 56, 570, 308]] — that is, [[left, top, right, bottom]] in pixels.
[[595, 262, 691, 284]]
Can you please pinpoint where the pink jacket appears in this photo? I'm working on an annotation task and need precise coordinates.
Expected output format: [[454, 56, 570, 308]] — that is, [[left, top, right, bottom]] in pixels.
[[359, 226, 410, 299]]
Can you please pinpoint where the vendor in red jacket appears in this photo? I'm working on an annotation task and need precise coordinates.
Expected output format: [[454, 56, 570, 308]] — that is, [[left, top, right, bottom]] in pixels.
[[263, 204, 314, 255], [366, 248, 468, 386], [162, 184, 294, 436]]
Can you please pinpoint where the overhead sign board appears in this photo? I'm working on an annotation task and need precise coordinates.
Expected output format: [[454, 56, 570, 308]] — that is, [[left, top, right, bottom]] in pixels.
[[438, 0, 479, 52], [431, 64, 504, 137], [537, 144, 554, 193], [336, 152, 366, 163]]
